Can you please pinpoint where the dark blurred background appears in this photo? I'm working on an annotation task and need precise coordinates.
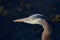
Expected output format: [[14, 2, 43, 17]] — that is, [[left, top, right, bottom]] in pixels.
[[0, 0, 60, 40]]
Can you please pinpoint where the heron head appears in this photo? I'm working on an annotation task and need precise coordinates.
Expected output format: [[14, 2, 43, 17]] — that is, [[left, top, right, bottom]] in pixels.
[[13, 14, 45, 25]]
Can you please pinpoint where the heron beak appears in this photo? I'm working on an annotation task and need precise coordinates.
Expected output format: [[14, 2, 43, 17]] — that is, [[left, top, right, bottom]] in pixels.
[[13, 18, 27, 22]]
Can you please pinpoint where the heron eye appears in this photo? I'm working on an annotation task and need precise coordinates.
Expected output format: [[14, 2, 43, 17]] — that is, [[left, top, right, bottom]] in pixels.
[[28, 17, 35, 20], [31, 18, 36, 20]]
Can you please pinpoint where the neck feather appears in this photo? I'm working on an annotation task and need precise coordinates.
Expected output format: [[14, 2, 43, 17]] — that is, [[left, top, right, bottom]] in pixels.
[[41, 20, 52, 40]]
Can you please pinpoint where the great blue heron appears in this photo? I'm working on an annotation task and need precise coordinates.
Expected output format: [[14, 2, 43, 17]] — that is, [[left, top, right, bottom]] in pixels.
[[13, 14, 52, 40]]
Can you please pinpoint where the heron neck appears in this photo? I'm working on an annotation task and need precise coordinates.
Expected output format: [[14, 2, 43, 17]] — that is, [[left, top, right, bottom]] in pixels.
[[42, 23, 51, 31], [41, 20, 51, 31], [41, 20, 52, 40]]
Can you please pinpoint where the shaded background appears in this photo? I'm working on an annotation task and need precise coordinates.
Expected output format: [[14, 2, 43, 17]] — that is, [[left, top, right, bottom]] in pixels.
[[0, 0, 60, 40]]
